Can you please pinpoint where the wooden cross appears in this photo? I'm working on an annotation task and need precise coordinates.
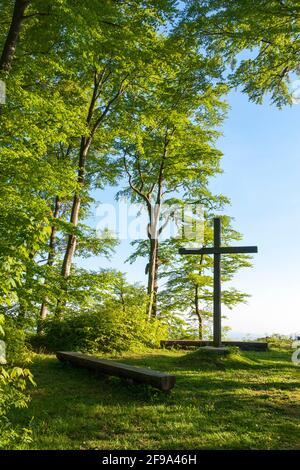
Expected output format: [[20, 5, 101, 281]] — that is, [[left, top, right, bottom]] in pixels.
[[179, 217, 258, 347]]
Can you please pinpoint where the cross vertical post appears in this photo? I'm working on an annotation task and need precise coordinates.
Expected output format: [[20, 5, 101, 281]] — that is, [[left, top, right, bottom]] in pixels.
[[213, 218, 222, 347], [178, 217, 257, 349]]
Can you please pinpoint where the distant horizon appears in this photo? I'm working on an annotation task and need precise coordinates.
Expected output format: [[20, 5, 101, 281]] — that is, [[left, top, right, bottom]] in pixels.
[[227, 331, 299, 341]]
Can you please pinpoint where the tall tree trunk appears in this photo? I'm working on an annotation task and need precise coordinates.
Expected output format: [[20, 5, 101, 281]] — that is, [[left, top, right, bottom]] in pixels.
[[56, 71, 125, 316], [124, 126, 170, 322], [147, 237, 159, 319], [146, 131, 169, 319], [194, 284, 203, 340], [118, 287, 126, 314], [60, 194, 81, 279], [56, 138, 89, 316], [60, 137, 87, 279], [0, 0, 30, 72], [17, 249, 35, 325], [147, 204, 160, 319], [39, 196, 61, 324], [153, 246, 159, 317]]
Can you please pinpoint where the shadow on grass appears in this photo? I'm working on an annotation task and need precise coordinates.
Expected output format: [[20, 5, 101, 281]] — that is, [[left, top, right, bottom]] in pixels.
[[114, 348, 296, 373], [10, 351, 300, 450], [29, 350, 300, 402]]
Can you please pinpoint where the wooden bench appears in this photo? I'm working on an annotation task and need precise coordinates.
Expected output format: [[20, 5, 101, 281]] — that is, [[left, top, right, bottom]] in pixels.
[[161, 340, 268, 351], [56, 351, 176, 391]]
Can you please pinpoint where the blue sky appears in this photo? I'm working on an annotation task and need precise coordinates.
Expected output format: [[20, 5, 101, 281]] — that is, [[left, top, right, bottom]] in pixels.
[[78, 88, 300, 339], [210, 90, 300, 338]]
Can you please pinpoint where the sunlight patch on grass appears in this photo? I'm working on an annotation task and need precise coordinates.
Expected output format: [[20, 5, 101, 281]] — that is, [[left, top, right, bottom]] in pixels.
[[10, 349, 300, 450]]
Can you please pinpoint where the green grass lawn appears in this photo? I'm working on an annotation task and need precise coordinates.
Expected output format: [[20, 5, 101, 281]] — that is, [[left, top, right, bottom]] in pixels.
[[13, 348, 300, 450]]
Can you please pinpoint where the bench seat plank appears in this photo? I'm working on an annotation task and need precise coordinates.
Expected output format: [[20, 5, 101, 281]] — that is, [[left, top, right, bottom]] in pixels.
[[56, 351, 176, 391]]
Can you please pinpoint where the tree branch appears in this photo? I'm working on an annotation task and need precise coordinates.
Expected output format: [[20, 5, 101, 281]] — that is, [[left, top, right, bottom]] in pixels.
[[89, 74, 129, 141], [123, 153, 150, 206]]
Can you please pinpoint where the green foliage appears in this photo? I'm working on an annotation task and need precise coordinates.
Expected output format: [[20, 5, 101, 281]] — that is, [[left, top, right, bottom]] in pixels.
[[161, 312, 199, 340], [0, 315, 35, 450], [31, 308, 167, 354], [0, 0, 181, 323], [1, 316, 32, 365], [0, 366, 34, 450], [262, 334, 294, 350], [30, 273, 167, 352], [183, 0, 300, 106], [1, 0, 284, 450], [117, 34, 228, 317]]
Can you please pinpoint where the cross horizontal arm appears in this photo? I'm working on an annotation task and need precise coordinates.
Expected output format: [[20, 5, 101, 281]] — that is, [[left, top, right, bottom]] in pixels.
[[179, 246, 258, 255]]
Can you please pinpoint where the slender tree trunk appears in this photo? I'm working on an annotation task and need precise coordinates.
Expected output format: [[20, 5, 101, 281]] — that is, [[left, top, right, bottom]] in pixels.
[[153, 246, 159, 317], [56, 71, 125, 316], [0, 0, 30, 72], [55, 138, 89, 316], [2, 0, 30, 324], [17, 249, 35, 325], [39, 303, 49, 324], [60, 194, 81, 279], [39, 196, 61, 324], [119, 289, 126, 313], [147, 205, 160, 319], [60, 138, 87, 279], [17, 297, 28, 325], [124, 129, 170, 322], [147, 237, 159, 319], [146, 131, 170, 319], [194, 284, 203, 340]]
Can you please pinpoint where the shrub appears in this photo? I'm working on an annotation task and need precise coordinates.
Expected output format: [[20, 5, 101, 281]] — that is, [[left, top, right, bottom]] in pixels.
[[31, 304, 167, 354], [258, 334, 294, 350], [0, 366, 34, 449], [0, 315, 35, 450], [3, 316, 32, 365]]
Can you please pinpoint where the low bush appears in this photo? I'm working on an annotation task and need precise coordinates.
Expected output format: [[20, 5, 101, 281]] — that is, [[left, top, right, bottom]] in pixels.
[[0, 315, 35, 450], [3, 316, 32, 365], [0, 366, 34, 449], [257, 334, 294, 350], [30, 305, 167, 354]]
